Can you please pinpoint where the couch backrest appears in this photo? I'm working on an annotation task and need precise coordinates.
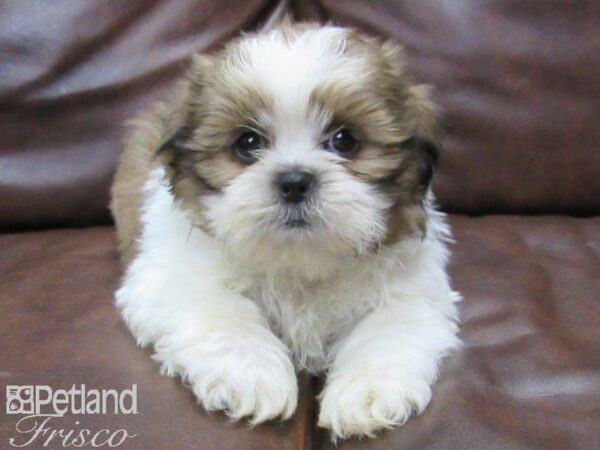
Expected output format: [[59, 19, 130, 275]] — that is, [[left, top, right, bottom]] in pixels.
[[1, 0, 599, 230]]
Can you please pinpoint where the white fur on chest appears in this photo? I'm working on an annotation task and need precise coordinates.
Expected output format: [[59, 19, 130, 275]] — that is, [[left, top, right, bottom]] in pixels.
[[132, 169, 456, 373]]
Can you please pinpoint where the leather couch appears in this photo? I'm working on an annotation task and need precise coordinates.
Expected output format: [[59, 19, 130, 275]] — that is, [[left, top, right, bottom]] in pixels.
[[2, 1, 599, 449]]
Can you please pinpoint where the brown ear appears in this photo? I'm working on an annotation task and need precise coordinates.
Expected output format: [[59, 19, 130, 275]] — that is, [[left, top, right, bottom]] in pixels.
[[155, 124, 194, 178], [405, 85, 441, 190], [380, 42, 441, 190], [154, 54, 213, 180], [395, 85, 442, 192], [400, 135, 441, 189]]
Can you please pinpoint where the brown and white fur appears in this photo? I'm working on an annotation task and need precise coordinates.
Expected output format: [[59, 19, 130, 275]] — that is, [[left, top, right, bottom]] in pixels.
[[111, 21, 460, 440]]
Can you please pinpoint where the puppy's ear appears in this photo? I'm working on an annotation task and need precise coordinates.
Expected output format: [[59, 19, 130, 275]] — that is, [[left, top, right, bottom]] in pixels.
[[154, 54, 212, 177], [402, 83, 441, 191], [401, 135, 441, 190], [381, 42, 441, 191], [156, 124, 195, 181]]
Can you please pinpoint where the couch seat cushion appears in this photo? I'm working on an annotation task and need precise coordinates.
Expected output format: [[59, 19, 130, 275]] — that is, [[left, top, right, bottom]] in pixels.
[[1, 216, 599, 449]]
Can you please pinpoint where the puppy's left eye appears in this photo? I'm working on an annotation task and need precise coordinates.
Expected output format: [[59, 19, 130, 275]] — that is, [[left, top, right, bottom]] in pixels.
[[324, 128, 360, 157], [232, 131, 263, 164]]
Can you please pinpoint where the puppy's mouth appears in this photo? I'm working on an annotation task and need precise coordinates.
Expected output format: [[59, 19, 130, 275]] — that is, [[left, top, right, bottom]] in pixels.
[[278, 205, 313, 230], [283, 218, 310, 229]]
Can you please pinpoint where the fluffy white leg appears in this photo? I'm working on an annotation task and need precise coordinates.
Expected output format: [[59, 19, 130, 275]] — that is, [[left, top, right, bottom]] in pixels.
[[318, 291, 460, 440], [116, 257, 298, 423]]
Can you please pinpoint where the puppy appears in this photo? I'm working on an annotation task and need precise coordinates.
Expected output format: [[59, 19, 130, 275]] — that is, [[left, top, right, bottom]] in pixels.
[[111, 21, 460, 440]]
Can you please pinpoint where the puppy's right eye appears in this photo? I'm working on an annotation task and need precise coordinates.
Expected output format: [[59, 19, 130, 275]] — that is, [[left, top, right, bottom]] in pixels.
[[232, 131, 263, 164], [323, 127, 360, 158]]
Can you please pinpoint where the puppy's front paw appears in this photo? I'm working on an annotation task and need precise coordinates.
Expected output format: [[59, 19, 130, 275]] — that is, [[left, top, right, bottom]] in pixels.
[[159, 338, 298, 424], [318, 366, 432, 440]]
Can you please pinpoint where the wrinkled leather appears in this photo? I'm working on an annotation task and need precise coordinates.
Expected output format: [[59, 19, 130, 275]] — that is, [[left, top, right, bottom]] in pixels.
[[0, 0, 287, 230], [2, 1, 600, 229], [0, 227, 313, 450], [1, 218, 599, 449], [318, 215, 600, 449], [305, 0, 600, 216], [2, 1, 600, 449]]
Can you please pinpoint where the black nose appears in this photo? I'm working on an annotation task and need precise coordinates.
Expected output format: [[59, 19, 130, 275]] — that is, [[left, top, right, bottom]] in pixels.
[[277, 169, 315, 203]]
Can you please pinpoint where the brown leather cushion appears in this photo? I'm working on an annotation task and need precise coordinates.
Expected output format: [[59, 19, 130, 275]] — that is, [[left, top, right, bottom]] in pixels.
[[2, 1, 600, 230], [0, 0, 287, 231], [305, 0, 600, 216], [0, 227, 312, 450], [2, 216, 599, 449]]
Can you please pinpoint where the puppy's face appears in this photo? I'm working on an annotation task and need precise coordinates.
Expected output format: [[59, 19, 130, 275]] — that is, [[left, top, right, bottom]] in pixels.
[[160, 24, 439, 272]]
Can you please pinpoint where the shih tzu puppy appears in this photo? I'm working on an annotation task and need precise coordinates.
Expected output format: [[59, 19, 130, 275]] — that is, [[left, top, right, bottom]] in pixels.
[[111, 20, 460, 440]]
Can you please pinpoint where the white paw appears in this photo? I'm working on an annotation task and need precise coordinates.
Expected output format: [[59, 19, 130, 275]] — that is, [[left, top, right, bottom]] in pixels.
[[155, 334, 298, 424], [318, 366, 432, 440]]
